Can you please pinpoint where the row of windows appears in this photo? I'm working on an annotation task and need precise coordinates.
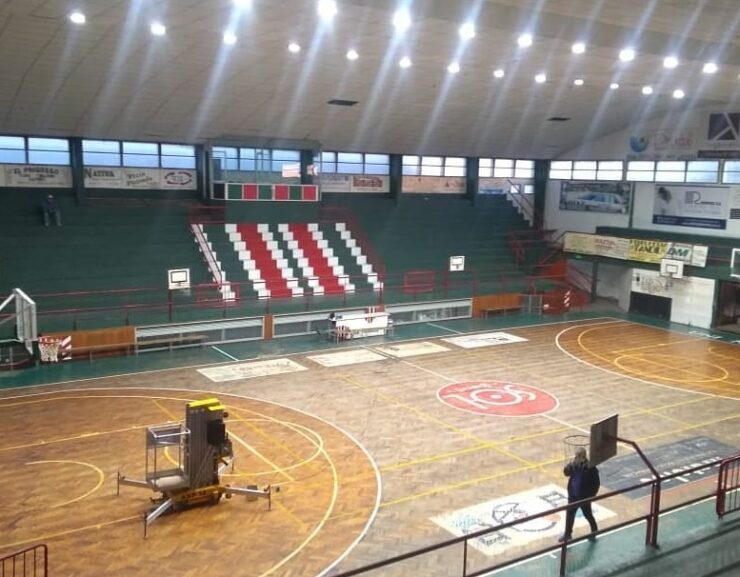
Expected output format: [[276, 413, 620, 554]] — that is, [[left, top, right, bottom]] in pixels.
[[318, 152, 390, 175], [0, 136, 197, 168], [550, 159, 740, 184], [480, 158, 535, 179], [402, 155, 467, 177], [212, 147, 301, 173]]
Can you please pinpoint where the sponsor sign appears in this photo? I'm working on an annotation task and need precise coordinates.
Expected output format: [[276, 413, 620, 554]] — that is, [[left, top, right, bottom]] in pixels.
[[478, 177, 511, 195], [161, 170, 196, 189], [593, 235, 630, 260], [307, 348, 385, 367], [197, 358, 306, 382], [442, 331, 528, 349], [653, 184, 730, 229], [628, 130, 696, 158], [600, 436, 737, 499], [564, 233, 708, 268], [431, 484, 616, 555], [559, 181, 632, 214], [402, 175, 465, 194], [84, 167, 197, 190], [5, 165, 72, 187], [438, 381, 557, 417], [563, 232, 595, 255], [628, 239, 671, 264], [320, 174, 389, 193], [124, 168, 160, 189], [84, 167, 123, 188]]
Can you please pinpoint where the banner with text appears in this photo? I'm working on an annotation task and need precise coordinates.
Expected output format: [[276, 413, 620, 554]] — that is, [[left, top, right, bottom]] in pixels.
[[563, 232, 708, 267], [560, 181, 632, 214], [402, 175, 465, 194], [84, 167, 197, 190], [653, 184, 730, 229], [3, 165, 72, 188], [320, 174, 390, 193]]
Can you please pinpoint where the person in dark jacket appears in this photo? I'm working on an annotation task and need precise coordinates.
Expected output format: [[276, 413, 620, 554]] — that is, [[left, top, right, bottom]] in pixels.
[[559, 446, 600, 542], [41, 193, 61, 226]]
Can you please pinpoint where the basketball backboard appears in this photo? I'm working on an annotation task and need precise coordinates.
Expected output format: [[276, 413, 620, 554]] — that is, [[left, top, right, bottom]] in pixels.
[[590, 414, 618, 467], [660, 258, 684, 279], [168, 268, 191, 290]]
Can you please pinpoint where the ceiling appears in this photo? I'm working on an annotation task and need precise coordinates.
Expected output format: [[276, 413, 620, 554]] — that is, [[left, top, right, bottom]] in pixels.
[[0, 0, 738, 158]]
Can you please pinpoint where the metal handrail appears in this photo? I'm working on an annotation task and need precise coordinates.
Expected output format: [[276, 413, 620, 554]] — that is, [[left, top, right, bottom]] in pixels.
[[0, 544, 48, 577]]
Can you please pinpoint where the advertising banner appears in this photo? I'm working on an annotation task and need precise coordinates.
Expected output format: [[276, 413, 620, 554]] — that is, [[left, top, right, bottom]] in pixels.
[[563, 232, 707, 267], [593, 235, 630, 259], [124, 168, 160, 189], [560, 181, 631, 214], [83, 167, 197, 190], [84, 167, 123, 188], [160, 169, 197, 190], [5, 165, 72, 187], [563, 232, 596, 254], [320, 174, 389, 193], [478, 177, 510, 195], [402, 175, 465, 194], [653, 184, 730, 229], [628, 239, 671, 264]]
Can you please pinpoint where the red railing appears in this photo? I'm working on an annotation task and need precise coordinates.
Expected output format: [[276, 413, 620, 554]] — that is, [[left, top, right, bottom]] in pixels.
[[332, 453, 739, 577], [717, 454, 740, 518], [0, 545, 47, 577]]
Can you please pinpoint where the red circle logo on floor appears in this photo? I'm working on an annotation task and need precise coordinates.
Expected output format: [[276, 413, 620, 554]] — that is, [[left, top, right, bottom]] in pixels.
[[437, 381, 558, 417]]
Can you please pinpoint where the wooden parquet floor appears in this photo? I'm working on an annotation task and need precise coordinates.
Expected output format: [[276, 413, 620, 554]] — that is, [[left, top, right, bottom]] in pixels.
[[0, 318, 737, 577]]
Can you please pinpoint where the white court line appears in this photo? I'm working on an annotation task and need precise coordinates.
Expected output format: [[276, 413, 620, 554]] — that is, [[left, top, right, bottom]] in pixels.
[[427, 322, 462, 334], [211, 346, 239, 361]]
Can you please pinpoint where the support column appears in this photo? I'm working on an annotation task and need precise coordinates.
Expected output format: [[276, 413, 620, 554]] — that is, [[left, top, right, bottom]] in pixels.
[[389, 154, 402, 203], [69, 137, 85, 205], [534, 159, 549, 229], [466, 157, 479, 205]]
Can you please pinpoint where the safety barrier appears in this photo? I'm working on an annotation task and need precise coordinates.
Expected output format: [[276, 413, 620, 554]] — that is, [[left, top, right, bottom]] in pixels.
[[0, 545, 47, 577], [717, 454, 740, 518]]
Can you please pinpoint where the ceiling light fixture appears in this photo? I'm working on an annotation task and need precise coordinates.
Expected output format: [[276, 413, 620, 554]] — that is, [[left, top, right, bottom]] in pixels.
[[642, 85, 653, 95], [702, 62, 718, 74], [150, 22, 166, 36], [571, 42, 586, 54], [317, 0, 338, 21], [609, 82, 620, 90], [672, 89, 685, 99], [223, 31, 237, 45], [69, 11, 86, 25], [288, 42, 301, 53], [518, 34, 533, 48], [392, 9, 412, 33], [619, 48, 635, 62], [447, 62, 461, 74], [573, 78, 584, 86], [459, 22, 476, 40], [663, 56, 679, 69], [233, 0, 251, 6], [534, 72, 546, 83], [399, 56, 412, 69], [346, 49, 359, 60], [493, 68, 505, 78]]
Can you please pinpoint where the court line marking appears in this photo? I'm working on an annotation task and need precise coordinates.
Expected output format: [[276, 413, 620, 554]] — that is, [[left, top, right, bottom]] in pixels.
[[612, 353, 732, 384], [0, 386, 382, 577], [555, 321, 739, 402], [611, 337, 701, 354], [211, 345, 239, 361], [25, 460, 105, 509], [427, 322, 462, 334], [229, 430, 295, 483], [0, 316, 619, 394]]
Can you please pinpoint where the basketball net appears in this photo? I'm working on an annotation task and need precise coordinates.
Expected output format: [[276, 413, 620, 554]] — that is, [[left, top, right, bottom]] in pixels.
[[38, 336, 62, 363]]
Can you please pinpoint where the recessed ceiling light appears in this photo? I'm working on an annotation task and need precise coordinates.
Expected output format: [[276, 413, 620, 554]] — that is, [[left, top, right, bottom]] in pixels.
[[518, 34, 533, 48], [703, 62, 718, 74], [619, 48, 635, 62], [392, 9, 412, 33], [642, 85, 653, 95], [69, 11, 86, 25], [663, 56, 679, 69], [493, 68, 505, 78], [317, 0, 337, 21], [233, 0, 251, 6], [399, 56, 412, 69], [672, 89, 685, 99], [150, 22, 166, 36], [610, 82, 620, 90], [534, 72, 546, 83], [346, 49, 359, 61], [288, 42, 301, 53], [223, 31, 237, 45], [447, 61, 461, 74], [571, 42, 586, 54], [573, 78, 584, 86], [459, 22, 475, 40]]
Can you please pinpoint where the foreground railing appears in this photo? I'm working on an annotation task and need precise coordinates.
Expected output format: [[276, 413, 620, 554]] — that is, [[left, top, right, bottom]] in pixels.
[[332, 454, 739, 577], [717, 454, 740, 518], [0, 545, 47, 577]]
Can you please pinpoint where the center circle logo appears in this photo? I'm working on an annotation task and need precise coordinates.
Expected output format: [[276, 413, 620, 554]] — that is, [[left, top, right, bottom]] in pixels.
[[437, 381, 558, 417]]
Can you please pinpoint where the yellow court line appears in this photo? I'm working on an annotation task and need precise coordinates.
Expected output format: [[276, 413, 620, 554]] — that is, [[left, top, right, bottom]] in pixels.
[[637, 413, 740, 443], [228, 431, 295, 483], [381, 443, 490, 472], [613, 353, 730, 384], [0, 423, 151, 453], [226, 406, 313, 464], [151, 398, 179, 421], [707, 346, 740, 362], [611, 337, 702, 354], [337, 374, 536, 469], [25, 460, 105, 509]]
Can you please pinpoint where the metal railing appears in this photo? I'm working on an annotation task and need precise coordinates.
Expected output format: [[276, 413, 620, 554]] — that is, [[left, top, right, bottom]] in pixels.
[[332, 452, 739, 577], [717, 454, 740, 518], [0, 545, 47, 577]]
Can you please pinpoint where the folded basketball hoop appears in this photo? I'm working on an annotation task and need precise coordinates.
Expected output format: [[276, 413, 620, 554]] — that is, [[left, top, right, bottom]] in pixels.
[[38, 336, 62, 363]]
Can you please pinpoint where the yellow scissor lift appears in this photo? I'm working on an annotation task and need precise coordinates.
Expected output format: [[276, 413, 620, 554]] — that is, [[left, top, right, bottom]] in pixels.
[[117, 398, 273, 536]]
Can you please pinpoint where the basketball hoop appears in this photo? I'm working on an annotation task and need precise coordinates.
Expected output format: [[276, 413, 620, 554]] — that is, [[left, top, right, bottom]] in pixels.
[[38, 336, 62, 363], [563, 434, 590, 466]]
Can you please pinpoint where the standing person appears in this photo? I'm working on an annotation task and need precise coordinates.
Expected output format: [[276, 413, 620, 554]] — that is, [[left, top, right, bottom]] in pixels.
[[559, 447, 600, 542], [42, 193, 62, 226]]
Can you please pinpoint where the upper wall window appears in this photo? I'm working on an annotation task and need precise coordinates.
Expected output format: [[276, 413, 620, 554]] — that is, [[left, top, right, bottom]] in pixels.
[[0, 135, 26, 163], [161, 144, 196, 169], [722, 160, 740, 184], [626, 160, 655, 181], [122, 141, 159, 167], [83, 140, 122, 166], [27, 137, 70, 165], [685, 160, 718, 183]]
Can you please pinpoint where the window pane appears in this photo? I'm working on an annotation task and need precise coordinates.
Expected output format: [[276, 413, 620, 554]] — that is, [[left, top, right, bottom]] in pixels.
[[598, 161, 623, 171], [656, 161, 685, 182], [479, 158, 493, 169], [239, 159, 256, 171], [572, 170, 596, 180], [337, 152, 363, 164], [239, 148, 256, 159], [28, 137, 68, 151], [444, 166, 465, 177], [479, 166, 493, 178], [626, 170, 654, 182], [516, 160, 534, 170], [402, 165, 419, 176], [337, 163, 361, 173], [364, 164, 389, 175], [83, 140, 119, 153], [402, 155, 419, 165], [722, 160, 740, 183], [445, 157, 466, 167], [123, 141, 158, 155], [272, 149, 300, 161], [493, 165, 513, 178], [686, 161, 718, 183], [628, 161, 655, 171], [655, 172, 684, 182], [161, 155, 196, 169], [574, 160, 597, 171], [365, 153, 389, 164], [722, 171, 740, 183], [421, 165, 443, 176], [657, 161, 685, 171], [161, 144, 194, 157], [549, 169, 571, 180], [597, 170, 623, 181], [123, 153, 159, 167], [685, 171, 717, 183], [422, 156, 443, 166], [0, 136, 25, 149], [28, 150, 70, 165], [724, 160, 740, 172], [551, 161, 572, 171], [83, 151, 121, 166], [514, 163, 534, 178], [321, 151, 336, 163], [495, 158, 514, 168], [0, 149, 25, 163]]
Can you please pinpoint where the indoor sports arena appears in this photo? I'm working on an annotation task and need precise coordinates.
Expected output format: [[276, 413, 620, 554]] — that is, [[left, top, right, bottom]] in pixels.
[[0, 2, 739, 577]]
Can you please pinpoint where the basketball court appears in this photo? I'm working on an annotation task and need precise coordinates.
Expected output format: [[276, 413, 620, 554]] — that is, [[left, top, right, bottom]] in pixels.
[[0, 315, 738, 576]]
